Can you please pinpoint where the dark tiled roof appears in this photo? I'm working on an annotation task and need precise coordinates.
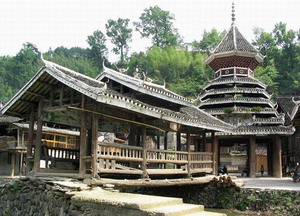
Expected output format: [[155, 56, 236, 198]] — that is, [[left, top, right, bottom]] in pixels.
[[277, 96, 300, 120], [217, 125, 295, 136], [97, 66, 193, 106], [212, 25, 257, 54], [1, 59, 233, 133]]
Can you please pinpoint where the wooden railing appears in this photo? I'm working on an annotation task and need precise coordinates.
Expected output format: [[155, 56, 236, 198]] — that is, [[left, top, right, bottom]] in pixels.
[[46, 146, 79, 161], [147, 149, 188, 164], [97, 142, 213, 175]]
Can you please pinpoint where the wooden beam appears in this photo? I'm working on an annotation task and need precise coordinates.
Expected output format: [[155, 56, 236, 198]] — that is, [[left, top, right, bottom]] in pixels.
[[26, 91, 46, 98], [79, 95, 87, 177], [34, 97, 44, 174], [89, 176, 221, 187], [141, 126, 149, 179], [68, 106, 165, 132], [91, 104, 99, 178], [249, 136, 256, 178], [26, 105, 34, 173]]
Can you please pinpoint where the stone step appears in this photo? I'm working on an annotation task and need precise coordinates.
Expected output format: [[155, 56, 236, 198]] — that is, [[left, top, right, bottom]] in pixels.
[[184, 211, 227, 216], [145, 203, 204, 216], [138, 197, 183, 209]]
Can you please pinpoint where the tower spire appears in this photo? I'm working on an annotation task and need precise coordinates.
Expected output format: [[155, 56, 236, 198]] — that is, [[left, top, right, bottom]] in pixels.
[[231, 2, 236, 25]]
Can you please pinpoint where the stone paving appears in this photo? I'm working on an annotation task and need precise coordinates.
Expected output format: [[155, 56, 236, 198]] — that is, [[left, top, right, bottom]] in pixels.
[[239, 176, 300, 191]]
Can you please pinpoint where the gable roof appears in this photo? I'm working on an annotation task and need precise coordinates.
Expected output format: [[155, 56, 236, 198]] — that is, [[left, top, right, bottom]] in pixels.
[[1, 60, 233, 133], [96, 66, 193, 106], [277, 96, 300, 121]]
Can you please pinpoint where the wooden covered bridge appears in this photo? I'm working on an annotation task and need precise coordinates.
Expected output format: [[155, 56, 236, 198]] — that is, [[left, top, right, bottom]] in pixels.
[[0, 59, 233, 179]]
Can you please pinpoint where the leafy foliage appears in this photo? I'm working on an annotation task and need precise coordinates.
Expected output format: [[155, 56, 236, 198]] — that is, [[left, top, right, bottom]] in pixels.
[[106, 18, 132, 64], [134, 6, 182, 48], [86, 30, 108, 71]]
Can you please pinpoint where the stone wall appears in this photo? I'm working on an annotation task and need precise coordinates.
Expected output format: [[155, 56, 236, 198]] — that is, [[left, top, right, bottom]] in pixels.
[[128, 182, 300, 216], [0, 177, 157, 216]]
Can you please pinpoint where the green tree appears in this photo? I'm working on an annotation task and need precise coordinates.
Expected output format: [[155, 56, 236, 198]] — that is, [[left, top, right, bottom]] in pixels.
[[106, 18, 132, 64], [190, 28, 226, 53], [86, 30, 107, 70], [134, 6, 182, 48]]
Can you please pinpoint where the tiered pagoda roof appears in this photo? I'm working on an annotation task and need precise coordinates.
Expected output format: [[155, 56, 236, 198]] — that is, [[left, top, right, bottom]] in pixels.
[[198, 3, 294, 135]]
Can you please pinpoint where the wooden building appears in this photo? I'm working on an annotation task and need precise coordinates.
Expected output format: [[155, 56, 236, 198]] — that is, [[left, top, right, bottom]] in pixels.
[[0, 115, 25, 176], [0, 115, 81, 176], [277, 96, 300, 169], [198, 3, 294, 178], [0, 58, 233, 179]]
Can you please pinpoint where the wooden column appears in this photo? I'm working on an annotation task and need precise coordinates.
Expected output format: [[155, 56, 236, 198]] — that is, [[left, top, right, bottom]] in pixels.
[[267, 141, 273, 176], [176, 132, 181, 151], [273, 135, 282, 178], [26, 105, 35, 174], [141, 127, 149, 179], [202, 132, 206, 152], [212, 132, 219, 176], [79, 95, 87, 177], [91, 106, 99, 178], [129, 124, 136, 146], [249, 136, 256, 178], [34, 97, 44, 174], [187, 131, 191, 177], [10, 152, 15, 177], [164, 132, 168, 150], [19, 152, 23, 176]]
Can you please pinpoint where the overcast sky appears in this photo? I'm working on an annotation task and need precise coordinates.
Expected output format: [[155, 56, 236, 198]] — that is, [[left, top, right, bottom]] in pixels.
[[0, 0, 299, 62]]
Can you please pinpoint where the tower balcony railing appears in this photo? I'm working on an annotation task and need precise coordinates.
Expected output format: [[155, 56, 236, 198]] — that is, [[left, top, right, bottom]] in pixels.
[[200, 87, 270, 100]]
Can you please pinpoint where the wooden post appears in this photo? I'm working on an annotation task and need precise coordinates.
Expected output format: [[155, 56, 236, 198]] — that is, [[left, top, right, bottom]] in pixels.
[[34, 97, 43, 174], [164, 132, 168, 150], [273, 135, 282, 178], [202, 132, 206, 152], [187, 131, 191, 177], [26, 105, 34, 173], [91, 105, 99, 178], [49, 86, 54, 107], [267, 141, 273, 176], [176, 132, 181, 151], [141, 126, 149, 179], [157, 136, 160, 150], [79, 95, 87, 177], [10, 152, 15, 177], [212, 132, 219, 176], [19, 152, 23, 176], [249, 136, 256, 178], [59, 86, 64, 107], [129, 124, 136, 146]]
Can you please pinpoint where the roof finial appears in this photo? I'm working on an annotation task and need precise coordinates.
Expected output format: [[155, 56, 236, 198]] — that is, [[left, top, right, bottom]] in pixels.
[[231, 2, 236, 25]]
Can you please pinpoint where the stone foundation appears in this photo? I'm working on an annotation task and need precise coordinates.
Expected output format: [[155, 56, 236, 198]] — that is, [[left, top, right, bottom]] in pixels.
[[126, 182, 300, 215]]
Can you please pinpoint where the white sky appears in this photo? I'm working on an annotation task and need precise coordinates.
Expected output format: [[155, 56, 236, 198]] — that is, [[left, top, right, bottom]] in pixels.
[[0, 0, 299, 62]]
